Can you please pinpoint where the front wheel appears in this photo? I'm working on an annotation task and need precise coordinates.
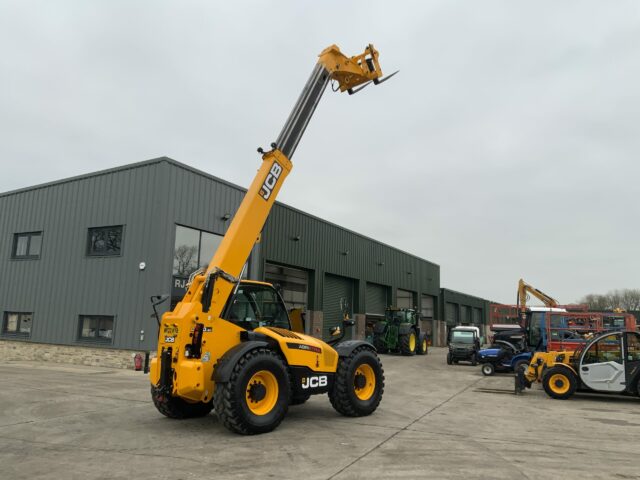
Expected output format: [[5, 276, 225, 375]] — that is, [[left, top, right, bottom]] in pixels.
[[213, 348, 290, 435], [446, 352, 453, 365], [542, 366, 577, 400], [481, 363, 495, 376], [416, 333, 428, 355], [400, 331, 417, 356], [329, 347, 384, 417], [471, 353, 477, 366]]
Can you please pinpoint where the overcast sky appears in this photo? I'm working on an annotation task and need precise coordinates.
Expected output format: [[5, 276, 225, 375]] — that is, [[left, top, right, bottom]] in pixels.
[[1, 1, 639, 304]]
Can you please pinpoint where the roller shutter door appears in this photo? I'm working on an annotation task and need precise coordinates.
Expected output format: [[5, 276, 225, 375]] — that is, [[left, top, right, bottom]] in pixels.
[[445, 302, 458, 325], [472, 308, 482, 325], [421, 295, 435, 319], [264, 263, 308, 310], [323, 274, 354, 339], [397, 289, 414, 309], [366, 282, 388, 316], [461, 305, 471, 325]]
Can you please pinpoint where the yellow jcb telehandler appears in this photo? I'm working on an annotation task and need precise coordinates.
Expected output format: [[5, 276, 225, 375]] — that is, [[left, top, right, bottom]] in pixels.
[[149, 44, 397, 434]]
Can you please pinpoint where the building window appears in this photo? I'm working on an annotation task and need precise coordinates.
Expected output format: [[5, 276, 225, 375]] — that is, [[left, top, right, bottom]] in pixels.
[[78, 315, 114, 342], [172, 225, 224, 307], [173, 225, 223, 277], [12, 232, 42, 259], [87, 226, 123, 256], [2, 312, 33, 336]]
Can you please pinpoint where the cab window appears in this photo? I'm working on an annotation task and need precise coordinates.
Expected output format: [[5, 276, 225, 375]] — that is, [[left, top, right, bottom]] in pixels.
[[625, 333, 640, 361], [582, 334, 622, 365], [226, 285, 290, 330], [527, 312, 543, 348]]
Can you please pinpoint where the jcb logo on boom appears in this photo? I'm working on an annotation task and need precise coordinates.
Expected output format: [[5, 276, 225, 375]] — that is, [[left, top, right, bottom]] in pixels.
[[301, 375, 328, 390], [259, 162, 283, 200]]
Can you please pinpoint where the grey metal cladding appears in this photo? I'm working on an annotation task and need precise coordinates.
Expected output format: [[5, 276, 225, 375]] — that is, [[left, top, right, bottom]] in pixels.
[[0, 156, 477, 350], [261, 202, 441, 311], [0, 162, 166, 349]]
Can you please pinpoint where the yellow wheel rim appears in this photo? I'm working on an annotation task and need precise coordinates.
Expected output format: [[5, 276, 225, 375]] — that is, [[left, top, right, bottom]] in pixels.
[[409, 333, 416, 351], [354, 364, 376, 401], [422, 339, 427, 351], [246, 370, 279, 416], [548, 373, 570, 395]]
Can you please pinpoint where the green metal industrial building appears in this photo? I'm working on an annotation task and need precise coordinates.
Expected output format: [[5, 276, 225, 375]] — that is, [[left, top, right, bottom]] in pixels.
[[0, 158, 490, 363]]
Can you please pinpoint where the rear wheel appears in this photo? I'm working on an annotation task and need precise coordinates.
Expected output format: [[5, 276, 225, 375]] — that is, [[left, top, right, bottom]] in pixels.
[[542, 366, 577, 400], [329, 347, 384, 417], [400, 331, 417, 356], [151, 386, 213, 419], [481, 363, 495, 376], [416, 334, 428, 355], [213, 348, 290, 434]]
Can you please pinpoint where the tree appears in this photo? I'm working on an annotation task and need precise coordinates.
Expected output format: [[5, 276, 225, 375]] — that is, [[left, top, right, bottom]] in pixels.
[[579, 289, 640, 311], [174, 245, 198, 276]]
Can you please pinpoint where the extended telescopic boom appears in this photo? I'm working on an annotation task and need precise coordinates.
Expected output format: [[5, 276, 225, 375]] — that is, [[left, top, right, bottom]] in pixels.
[[195, 44, 396, 318]]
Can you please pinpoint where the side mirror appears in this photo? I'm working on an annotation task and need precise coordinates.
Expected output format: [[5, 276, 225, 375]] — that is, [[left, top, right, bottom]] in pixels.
[[330, 326, 342, 336]]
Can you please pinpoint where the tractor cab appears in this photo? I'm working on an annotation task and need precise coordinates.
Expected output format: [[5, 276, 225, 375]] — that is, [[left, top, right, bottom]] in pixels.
[[385, 308, 417, 324]]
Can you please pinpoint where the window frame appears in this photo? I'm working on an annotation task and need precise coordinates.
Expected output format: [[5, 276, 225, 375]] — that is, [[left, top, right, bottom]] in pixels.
[[77, 314, 116, 344], [11, 231, 43, 260], [86, 225, 124, 258], [2, 311, 33, 338]]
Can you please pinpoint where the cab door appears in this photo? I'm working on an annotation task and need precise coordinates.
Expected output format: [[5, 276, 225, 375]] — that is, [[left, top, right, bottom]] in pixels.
[[624, 332, 640, 393], [579, 333, 626, 392]]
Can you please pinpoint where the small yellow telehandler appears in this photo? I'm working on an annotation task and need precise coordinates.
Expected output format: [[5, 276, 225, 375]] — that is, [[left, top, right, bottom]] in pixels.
[[149, 44, 397, 434]]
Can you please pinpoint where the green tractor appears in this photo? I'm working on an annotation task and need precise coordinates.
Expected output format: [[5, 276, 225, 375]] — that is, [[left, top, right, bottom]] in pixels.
[[372, 307, 428, 356]]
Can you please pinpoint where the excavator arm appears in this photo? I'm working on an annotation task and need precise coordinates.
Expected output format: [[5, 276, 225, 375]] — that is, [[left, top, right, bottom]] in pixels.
[[517, 278, 559, 319]]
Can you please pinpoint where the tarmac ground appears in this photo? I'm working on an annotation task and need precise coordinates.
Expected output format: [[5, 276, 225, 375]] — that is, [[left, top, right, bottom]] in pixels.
[[1, 347, 639, 480]]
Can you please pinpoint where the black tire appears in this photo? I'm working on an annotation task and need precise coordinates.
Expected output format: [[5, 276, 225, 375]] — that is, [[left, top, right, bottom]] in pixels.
[[213, 348, 290, 435], [399, 331, 417, 356], [446, 352, 453, 365], [329, 346, 384, 417], [373, 334, 388, 354], [481, 363, 495, 376], [416, 333, 428, 355], [150, 385, 213, 419], [542, 366, 577, 400], [471, 353, 477, 366]]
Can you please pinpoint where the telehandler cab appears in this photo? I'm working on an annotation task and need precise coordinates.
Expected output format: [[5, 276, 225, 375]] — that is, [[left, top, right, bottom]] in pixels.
[[515, 330, 640, 400], [149, 44, 396, 434]]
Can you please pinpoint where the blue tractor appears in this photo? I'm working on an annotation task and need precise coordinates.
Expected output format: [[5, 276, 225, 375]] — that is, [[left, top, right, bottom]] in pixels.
[[477, 327, 531, 376]]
